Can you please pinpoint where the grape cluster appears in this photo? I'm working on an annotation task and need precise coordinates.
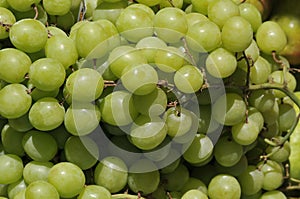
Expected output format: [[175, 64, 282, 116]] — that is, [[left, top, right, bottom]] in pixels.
[[0, 0, 299, 198]]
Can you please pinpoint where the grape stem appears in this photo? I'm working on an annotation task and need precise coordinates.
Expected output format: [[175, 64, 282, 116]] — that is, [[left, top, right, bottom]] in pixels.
[[78, 0, 87, 21], [32, 4, 39, 20], [167, 0, 176, 7], [112, 194, 146, 199]]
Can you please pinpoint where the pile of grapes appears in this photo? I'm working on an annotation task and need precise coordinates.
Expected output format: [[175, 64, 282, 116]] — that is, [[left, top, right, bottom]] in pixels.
[[1, 0, 300, 198]]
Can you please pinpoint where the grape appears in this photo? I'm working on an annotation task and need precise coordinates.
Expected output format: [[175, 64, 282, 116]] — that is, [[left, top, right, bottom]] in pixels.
[[127, 159, 160, 194], [249, 56, 272, 84], [239, 2, 262, 32], [48, 11, 75, 32], [0, 48, 31, 83], [208, 174, 241, 199], [181, 177, 208, 195], [231, 118, 260, 146], [265, 141, 290, 163], [92, 3, 125, 24], [257, 160, 284, 191], [130, 115, 167, 150], [69, 20, 89, 41], [47, 26, 67, 37], [7, 178, 26, 199], [0, 83, 32, 119], [221, 16, 253, 53], [23, 161, 53, 184], [1, 124, 25, 156], [155, 46, 185, 73], [29, 97, 65, 131], [248, 90, 276, 113], [121, 64, 158, 95], [133, 87, 167, 117], [212, 92, 247, 126], [108, 45, 148, 78], [43, 0, 72, 15], [64, 102, 101, 136], [237, 165, 264, 196], [6, 0, 41, 12], [25, 180, 59, 199], [0, 154, 23, 184], [8, 112, 32, 132], [22, 130, 58, 162], [255, 21, 287, 54], [206, 47, 237, 78], [77, 185, 111, 199], [191, 0, 214, 15], [75, 21, 109, 58], [244, 39, 260, 62], [45, 35, 78, 70], [186, 20, 221, 52], [135, 0, 161, 6], [116, 5, 154, 43], [64, 68, 104, 102], [0, 7, 16, 39], [0, 0, 9, 7], [160, 0, 183, 8], [278, 103, 296, 131], [154, 7, 188, 43], [214, 135, 244, 167], [94, 156, 128, 193], [259, 190, 287, 199], [207, 0, 240, 28], [269, 70, 297, 98], [9, 18, 48, 53], [64, 136, 99, 170], [49, 125, 71, 149], [174, 64, 204, 93], [186, 13, 209, 28], [182, 189, 208, 199], [99, 90, 138, 126]]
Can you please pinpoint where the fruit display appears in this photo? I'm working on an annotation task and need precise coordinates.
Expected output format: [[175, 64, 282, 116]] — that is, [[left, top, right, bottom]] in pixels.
[[0, 0, 300, 198]]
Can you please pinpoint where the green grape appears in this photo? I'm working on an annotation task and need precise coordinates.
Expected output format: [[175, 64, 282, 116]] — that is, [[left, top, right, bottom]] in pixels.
[[29, 58, 66, 91], [94, 156, 128, 193], [49, 125, 71, 149], [243, 39, 260, 62], [155, 46, 185, 73], [257, 160, 284, 191], [154, 7, 188, 43], [248, 90, 276, 113], [0, 7, 16, 39], [214, 135, 244, 167], [64, 136, 99, 170], [136, 36, 168, 64], [239, 2, 262, 32], [133, 87, 167, 117], [45, 35, 78, 70], [255, 21, 287, 54], [13, 189, 25, 199], [182, 189, 208, 199], [269, 70, 297, 98], [180, 177, 208, 195], [48, 11, 75, 32], [69, 20, 89, 41], [47, 26, 67, 37], [208, 174, 241, 199], [6, 0, 41, 12], [231, 118, 260, 146], [265, 141, 290, 163], [75, 21, 109, 58], [185, 12, 209, 28], [160, 0, 183, 8], [186, 20, 221, 52], [278, 103, 296, 131], [127, 159, 160, 194], [0, 83, 32, 119], [250, 56, 272, 84], [23, 161, 53, 184], [164, 107, 193, 137], [116, 5, 154, 43], [135, 0, 161, 6], [7, 178, 26, 199], [0, 154, 23, 184], [0, 0, 9, 7], [214, 154, 248, 177], [130, 115, 167, 150], [43, 0, 72, 15], [191, 0, 214, 15], [65, 68, 104, 102], [221, 16, 253, 52], [30, 88, 59, 102], [207, 0, 240, 28], [206, 47, 237, 78], [212, 92, 246, 126], [9, 18, 48, 53], [13, 4, 47, 24], [0, 48, 31, 83], [25, 180, 59, 199], [1, 124, 25, 156], [108, 45, 147, 78], [259, 190, 287, 199], [174, 64, 204, 93], [29, 97, 65, 131], [121, 64, 158, 95], [78, 185, 111, 199], [247, 107, 264, 131], [237, 165, 264, 196], [99, 90, 138, 126], [48, 162, 85, 198], [64, 102, 101, 136], [183, 134, 214, 165], [8, 112, 32, 132], [92, 3, 125, 24]]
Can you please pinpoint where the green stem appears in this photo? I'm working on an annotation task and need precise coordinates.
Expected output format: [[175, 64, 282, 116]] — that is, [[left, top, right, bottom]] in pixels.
[[112, 194, 146, 199]]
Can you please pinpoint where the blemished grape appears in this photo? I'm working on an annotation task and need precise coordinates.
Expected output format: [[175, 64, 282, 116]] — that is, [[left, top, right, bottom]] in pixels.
[[0, 7, 16, 39]]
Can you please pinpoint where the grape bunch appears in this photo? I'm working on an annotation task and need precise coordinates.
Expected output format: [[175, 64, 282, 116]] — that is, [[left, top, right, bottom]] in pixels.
[[0, 0, 299, 198]]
